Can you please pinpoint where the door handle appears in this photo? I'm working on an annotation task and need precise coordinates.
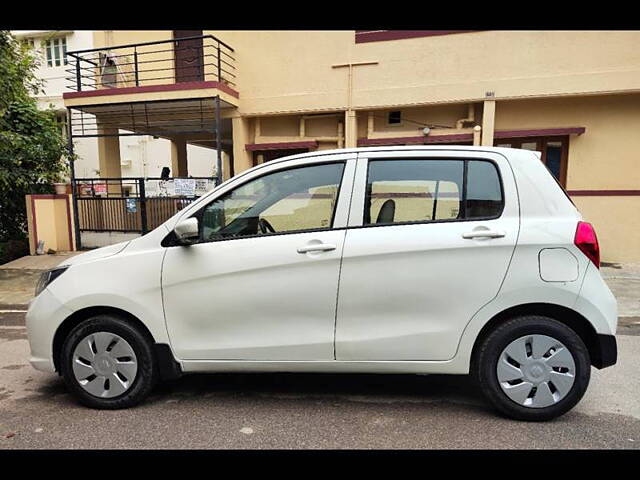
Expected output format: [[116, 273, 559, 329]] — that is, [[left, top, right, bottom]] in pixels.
[[297, 243, 337, 254], [462, 230, 506, 239]]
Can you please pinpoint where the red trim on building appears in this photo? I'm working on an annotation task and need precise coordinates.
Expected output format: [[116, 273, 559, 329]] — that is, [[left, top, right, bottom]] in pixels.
[[495, 127, 585, 139], [355, 30, 480, 44], [29, 194, 70, 200], [64, 195, 73, 251], [63, 81, 239, 100], [358, 133, 474, 146], [357, 127, 586, 147], [30, 195, 38, 251], [567, 190, 640, 196], [246, 141, 319, 152]]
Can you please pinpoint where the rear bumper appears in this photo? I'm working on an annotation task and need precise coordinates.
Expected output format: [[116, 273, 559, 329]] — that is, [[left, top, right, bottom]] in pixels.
[[593, 334, 617, 369]]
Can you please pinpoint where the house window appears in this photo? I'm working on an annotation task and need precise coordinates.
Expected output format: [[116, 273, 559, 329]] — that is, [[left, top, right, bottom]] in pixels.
[[494, 136, 569, 187], [387, 111, 402, 125], [44, 37, 67, 67], [20, 38, 35, 49]]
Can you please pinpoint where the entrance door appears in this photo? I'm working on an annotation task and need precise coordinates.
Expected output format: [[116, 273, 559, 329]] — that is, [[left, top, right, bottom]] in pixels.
[[162, 156, 356, 360], [335, 151, 520, 361], [173, 30, 204, 83]]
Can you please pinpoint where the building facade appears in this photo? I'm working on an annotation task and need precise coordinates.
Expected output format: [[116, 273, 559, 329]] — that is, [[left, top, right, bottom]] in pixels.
[[60, 30, 640, 262], [11, 30, 216, 179]]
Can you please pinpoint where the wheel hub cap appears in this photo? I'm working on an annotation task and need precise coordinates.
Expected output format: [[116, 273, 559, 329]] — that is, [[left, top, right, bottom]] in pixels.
[[72, 332, 138, 399], [496, 334, 576, 408]]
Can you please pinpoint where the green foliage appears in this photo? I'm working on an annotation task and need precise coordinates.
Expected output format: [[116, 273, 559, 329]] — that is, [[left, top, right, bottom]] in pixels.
[[0, 30, 71, 258]]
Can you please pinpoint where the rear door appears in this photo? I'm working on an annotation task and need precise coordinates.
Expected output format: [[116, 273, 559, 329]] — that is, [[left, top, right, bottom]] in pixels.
[[335, 149, 519, 361]]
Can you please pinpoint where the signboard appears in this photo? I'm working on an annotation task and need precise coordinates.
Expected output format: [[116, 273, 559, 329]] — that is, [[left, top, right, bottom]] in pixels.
[[125, 198, 137, 213], [93, 183, 107, 195], [195, 179, 214, 196], [144, 178, 213, 198], [174, 178, 196, 197]]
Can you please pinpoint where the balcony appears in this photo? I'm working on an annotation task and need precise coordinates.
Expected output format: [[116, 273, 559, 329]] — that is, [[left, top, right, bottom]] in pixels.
[[62, 34, 238, 108], [62, 34, 237, 158]]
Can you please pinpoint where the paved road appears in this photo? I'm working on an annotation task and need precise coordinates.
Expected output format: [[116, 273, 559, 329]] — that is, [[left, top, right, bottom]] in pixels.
[[0, 311, 639, 449]]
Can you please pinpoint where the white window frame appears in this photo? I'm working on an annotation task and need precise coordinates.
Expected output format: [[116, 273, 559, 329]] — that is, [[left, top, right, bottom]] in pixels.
[[44, 36, 68, 68]]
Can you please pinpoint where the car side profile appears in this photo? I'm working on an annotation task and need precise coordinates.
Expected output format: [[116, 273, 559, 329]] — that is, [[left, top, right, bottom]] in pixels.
[[26, 146, 618, 421]]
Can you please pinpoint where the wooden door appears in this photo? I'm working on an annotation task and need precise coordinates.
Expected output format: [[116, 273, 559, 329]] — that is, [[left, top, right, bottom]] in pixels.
[[173, 30, 204, 83]]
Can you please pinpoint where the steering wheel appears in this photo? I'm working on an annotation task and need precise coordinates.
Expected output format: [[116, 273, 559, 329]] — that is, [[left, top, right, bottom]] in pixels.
[[258, 218, 276, 234]]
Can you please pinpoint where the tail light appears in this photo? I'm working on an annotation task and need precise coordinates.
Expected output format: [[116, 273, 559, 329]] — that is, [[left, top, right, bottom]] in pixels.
[[574, 221, 600, 269]]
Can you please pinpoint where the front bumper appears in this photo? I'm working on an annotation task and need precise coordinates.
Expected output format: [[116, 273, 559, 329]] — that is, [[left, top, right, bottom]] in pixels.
[[593, 334, 617, 369], [26, 288, 73, 373]]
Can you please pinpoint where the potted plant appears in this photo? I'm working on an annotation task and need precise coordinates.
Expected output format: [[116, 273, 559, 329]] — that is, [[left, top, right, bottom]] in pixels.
[[52, 174, 69, 195]]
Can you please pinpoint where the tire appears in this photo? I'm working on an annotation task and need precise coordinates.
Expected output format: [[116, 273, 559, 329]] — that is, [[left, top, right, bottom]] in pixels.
[[60, 315, 157, 409], [475, 315, 590, 421]]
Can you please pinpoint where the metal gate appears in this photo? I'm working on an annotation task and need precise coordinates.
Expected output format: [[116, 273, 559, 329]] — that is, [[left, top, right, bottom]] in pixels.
[[73, 177, 215, 235]]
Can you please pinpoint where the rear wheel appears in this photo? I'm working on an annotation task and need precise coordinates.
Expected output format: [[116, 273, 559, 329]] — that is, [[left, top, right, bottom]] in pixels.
[[476, 316, 590, 421], [60, 315, 157, 409]]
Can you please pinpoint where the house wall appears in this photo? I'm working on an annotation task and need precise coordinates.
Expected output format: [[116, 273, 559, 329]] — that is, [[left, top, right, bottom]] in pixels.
[[495, 94, 640, 263], [57, 30, 640, 261]]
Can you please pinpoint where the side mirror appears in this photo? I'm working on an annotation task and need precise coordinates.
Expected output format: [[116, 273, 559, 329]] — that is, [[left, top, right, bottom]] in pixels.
[[173, 217, 199, 245]]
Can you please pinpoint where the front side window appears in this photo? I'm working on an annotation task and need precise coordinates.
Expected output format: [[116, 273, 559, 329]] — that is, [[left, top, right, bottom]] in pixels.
[[199, 163, 345, 242], [364, 159, 503, 225]]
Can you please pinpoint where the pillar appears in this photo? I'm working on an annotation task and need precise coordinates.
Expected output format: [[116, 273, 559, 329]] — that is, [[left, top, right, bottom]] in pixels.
[[170, 137, 188, 177], [96, 120, 122, 194], [345, 110, 358, 148], [232, 115, 253, 174], [481, 100, 496, 147]]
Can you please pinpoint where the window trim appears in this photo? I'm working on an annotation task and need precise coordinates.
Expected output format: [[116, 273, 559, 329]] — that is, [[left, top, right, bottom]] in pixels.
[[166, 160, 349, 246], [359, 157, 505, 230]]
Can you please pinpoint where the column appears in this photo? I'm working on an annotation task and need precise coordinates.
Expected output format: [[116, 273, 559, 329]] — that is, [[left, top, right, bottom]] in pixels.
[[232, 115, 253, 174], [170, 137, 188, 177], [481, 100, 496, 147], [344, 110, 358, 148], [96, 119, 122, 194]]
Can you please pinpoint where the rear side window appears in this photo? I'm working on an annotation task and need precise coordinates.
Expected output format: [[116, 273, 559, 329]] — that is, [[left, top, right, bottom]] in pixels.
[[364, 159, 503, 225], [466, 160, 503, 219]]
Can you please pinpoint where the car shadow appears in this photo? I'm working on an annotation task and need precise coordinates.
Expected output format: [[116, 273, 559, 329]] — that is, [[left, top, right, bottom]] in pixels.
[[151, 371, 489, 409]]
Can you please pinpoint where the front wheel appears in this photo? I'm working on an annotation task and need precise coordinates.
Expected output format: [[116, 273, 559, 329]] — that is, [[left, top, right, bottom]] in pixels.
[[60, 315, 157, 409], [475, 316, 591, 421]]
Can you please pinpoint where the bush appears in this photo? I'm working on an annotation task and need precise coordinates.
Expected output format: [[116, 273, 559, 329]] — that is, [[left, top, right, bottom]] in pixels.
[[0, 237, 29, 265], [0, 30, 70, 263]]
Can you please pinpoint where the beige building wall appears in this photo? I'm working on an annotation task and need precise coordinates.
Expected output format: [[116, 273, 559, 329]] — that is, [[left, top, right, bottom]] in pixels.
[[64, 30, 640, 261], [206, 30, 640, 115]]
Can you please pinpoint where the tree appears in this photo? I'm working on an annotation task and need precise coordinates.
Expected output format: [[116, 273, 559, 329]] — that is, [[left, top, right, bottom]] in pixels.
[[0, 30, 70, 263]]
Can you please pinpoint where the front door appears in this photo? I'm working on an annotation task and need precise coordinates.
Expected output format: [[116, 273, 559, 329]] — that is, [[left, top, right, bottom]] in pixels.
[[173, 30, 204, 83], [335, 151, 519, 361], [162, 156, 355, 360]]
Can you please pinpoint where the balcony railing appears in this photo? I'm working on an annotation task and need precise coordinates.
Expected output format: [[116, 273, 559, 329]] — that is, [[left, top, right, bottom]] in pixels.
[[65, 34, 235, 92]]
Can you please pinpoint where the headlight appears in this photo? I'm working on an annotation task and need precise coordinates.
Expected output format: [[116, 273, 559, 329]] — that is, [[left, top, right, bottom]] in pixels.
[[35, 267, 69, 297]]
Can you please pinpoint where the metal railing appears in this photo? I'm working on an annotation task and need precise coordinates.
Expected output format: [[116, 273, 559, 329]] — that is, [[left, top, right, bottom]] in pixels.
[[74, 177, 216, 234], [65, 34, 235, 92]]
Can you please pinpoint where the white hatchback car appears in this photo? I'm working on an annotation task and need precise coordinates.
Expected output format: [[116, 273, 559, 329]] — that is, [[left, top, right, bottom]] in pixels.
[[27, 146, 617, 420]]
